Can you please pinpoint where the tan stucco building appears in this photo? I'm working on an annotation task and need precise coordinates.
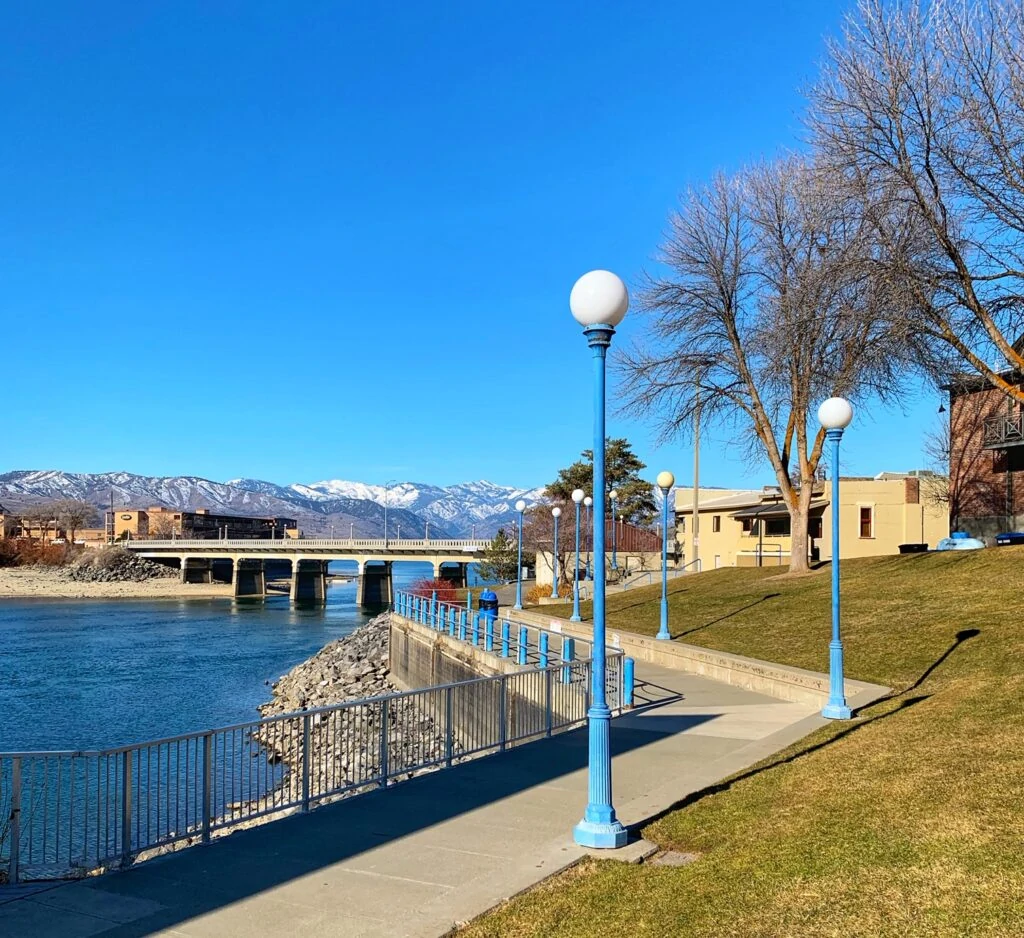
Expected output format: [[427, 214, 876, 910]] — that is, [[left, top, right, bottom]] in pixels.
[[674, 473, 949, 569]]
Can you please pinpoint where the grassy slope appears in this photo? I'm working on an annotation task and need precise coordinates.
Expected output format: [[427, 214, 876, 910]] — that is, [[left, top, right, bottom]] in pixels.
[[464, 549, 1024, 937]]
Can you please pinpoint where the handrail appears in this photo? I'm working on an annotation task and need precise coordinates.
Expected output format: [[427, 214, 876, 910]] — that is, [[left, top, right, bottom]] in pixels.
[[621, 559, 701, 590], [1, 652, 597, 884]]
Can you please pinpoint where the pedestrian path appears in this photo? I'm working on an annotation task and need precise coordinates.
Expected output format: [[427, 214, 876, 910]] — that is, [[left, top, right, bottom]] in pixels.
[[0, 665, 848, 938]]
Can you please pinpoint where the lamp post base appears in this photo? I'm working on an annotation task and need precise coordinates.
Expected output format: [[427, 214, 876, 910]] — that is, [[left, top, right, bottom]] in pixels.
[[573, 818, 629, 849], [821, 702, 852, 720], [570, 615, 582, 623]]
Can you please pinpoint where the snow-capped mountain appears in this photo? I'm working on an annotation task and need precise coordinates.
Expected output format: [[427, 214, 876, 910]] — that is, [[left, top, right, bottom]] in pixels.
[[0, 471, 546, 538], [284, 479, 547, 537]]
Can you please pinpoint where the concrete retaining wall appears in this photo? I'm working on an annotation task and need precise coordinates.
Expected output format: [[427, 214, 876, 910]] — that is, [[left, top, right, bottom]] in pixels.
[[509, 608, 882, 706]]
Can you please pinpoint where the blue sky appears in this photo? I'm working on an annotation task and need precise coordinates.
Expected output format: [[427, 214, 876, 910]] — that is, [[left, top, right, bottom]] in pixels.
[[2, 1, 944, 490]]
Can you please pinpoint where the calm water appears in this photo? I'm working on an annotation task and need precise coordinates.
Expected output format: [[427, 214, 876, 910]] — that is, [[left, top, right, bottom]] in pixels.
[[0, 560, 468, 752]]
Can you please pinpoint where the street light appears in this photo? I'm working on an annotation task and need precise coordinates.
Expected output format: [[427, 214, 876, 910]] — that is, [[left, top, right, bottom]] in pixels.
[[609, 489, 619, 570], [569, 268, 629, 849], [656, 471, 675, 640], [571, 489, 585, 622], [819, 396, 854, 721], [583, 496, 593, 580], [550, 506, 562, 599], [514, 499, 527, 610]]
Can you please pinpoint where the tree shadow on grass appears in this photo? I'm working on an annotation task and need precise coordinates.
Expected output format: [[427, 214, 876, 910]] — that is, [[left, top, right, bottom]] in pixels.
[[635, 628, 982, 835], [671, 594, 781, 640]]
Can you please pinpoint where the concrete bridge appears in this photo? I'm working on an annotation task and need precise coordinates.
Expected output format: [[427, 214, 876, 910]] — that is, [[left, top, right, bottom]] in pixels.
[[123, 538, 491, 604]]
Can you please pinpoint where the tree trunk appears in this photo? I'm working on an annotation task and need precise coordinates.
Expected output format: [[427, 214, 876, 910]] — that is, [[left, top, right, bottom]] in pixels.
[[787, 486, 815, 574]]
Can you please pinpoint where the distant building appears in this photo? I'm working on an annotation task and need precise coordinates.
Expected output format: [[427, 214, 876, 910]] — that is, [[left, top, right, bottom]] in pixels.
[[674, 472, 949, 568], [113, 507, 298, 540], [947, 373, 1024, 538]]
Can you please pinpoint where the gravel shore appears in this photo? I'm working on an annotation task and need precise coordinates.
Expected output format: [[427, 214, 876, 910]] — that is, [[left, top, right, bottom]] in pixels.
[[0, 566, 233, 600]]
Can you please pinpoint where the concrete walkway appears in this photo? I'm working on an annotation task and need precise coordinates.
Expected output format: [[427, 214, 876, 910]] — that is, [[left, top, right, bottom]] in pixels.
[[0, 665, 843, 938]]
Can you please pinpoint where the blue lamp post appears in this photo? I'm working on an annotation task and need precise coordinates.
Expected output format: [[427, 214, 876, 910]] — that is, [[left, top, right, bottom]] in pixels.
[[571, 488, 585, 622], [819, 396, 854, 721], [609, 489, 619, 570], [550, 506, 562, 599], [656, 470, 675, 640], [570, 268, 629, 849], [513, 498, 526, 610], [584, 496, 593, 580]]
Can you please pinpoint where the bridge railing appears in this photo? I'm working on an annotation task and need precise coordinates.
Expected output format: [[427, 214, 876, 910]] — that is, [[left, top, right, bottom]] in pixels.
[[124, 538, 491, 550], [0, 659, 591, 884]]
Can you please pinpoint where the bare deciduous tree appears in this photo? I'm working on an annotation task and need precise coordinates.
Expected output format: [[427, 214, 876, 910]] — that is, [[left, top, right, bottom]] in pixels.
[[51, 498, 98, 547], [812, 0, 1024, 399], [619, 157, 915, 572]]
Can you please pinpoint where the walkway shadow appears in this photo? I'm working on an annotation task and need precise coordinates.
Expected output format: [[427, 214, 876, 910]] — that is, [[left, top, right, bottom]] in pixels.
[[639, 627, 982, 833], [28, 714, 717, 937], [671, 594, 780, 640]]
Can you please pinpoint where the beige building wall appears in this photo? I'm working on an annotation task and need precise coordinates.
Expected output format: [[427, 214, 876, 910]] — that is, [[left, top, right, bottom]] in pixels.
[[675, 477, 949, 568]]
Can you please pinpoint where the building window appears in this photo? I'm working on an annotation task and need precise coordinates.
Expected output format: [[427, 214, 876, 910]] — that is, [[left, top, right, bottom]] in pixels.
[[809, 517, 822, 539], [742, 518, 754, 534], [765, 517, 791, 537], [859, 506, 873, 538], [679, 517, 686, 534], [712, 515, 721, 533]]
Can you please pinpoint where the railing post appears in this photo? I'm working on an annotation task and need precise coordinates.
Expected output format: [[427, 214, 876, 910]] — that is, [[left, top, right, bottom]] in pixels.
[[445, 686, 454, 768], [378, 698, 389, 788], [459, 610, 467, 642], [539, 632, 549, 669], [501, 621, 510, 658], [485, 618, 494, 652], [449, 607, 457, 636], [472, 613, 480, 646], [301, 712, 311, 812], [202, 733, 212, 844], [9, 757, 21, 884], [545, 667, 554, 737], [430, 591, 437, 628], [624, 657, 635, 709], [120, 750, 133, 868], [518, 626, 528, 665], [562, 637, 575, 684], [498, 676, 508, 752]]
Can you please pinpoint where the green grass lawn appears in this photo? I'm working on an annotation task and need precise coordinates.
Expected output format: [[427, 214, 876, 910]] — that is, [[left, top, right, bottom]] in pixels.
[[462, 549, 1024, 937]]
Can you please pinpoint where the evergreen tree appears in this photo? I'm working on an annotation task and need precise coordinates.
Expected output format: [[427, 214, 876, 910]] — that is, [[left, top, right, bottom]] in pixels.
[[475, 528, 520, 583], [545, 438, 656, 526]]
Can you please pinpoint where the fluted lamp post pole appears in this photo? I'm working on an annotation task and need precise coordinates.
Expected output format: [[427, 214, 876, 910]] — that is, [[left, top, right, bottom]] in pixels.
[[570, 269, 629, 849], [656, 470, 675, 640], [584, 496, 593, 580], [819, 396, 854, 721], [571, 488, 584, 622], [550, 506, 562, 599], [514, 499, 526, 610], [609, 489, 619, 570]]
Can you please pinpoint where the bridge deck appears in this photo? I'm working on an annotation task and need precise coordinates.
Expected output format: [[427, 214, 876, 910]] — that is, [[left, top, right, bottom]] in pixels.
[[0, 665, 837, 938]]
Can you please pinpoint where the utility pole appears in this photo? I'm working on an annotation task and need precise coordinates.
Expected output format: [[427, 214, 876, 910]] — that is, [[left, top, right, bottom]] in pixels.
[[692, 371, 702, 570]]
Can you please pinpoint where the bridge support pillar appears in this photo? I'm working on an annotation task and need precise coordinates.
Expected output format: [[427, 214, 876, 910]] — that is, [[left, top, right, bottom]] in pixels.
[[438, 562, 468, 589], [233, 559, 267, 598], [181, 557, 213, 584], [356, 561, 393, 607], [291, 559, 328, 604]]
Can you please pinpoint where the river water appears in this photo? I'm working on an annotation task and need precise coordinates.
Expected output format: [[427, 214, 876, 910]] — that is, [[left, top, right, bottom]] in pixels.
[[0, 561, 466, 753]]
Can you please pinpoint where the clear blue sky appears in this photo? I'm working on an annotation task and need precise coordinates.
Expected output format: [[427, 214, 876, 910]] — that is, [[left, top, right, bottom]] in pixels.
[[2, 1, 943, 490]]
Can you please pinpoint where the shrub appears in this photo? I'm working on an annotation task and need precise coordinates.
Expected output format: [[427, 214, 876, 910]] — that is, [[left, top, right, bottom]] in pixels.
[[407, 578, 463, 603], [525, 582, 572, 604]]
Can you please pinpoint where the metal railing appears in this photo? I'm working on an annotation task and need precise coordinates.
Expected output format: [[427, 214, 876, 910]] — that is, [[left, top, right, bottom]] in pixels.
[[393, 591, 627, 712], [620, 558, 702, 590], [124, 538, 491, 551], [1, 662, 591, 884]]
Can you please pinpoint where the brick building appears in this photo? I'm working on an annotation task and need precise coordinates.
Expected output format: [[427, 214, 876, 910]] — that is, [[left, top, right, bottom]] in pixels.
[[947, 374, 1024, 538]]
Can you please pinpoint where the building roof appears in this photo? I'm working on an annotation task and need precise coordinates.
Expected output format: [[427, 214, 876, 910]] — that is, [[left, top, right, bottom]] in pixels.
[[676, 491, 763, 514], [731, 499, 828, 520]]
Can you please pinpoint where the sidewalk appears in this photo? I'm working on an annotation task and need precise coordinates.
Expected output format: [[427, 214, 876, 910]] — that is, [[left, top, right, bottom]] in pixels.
[[0, 665, 855, 938]]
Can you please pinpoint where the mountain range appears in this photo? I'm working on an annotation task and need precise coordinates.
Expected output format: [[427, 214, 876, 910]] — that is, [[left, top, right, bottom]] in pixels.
[[0, 470, 546, 538]]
